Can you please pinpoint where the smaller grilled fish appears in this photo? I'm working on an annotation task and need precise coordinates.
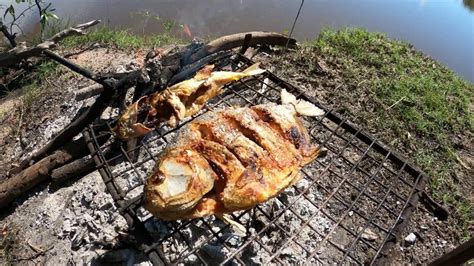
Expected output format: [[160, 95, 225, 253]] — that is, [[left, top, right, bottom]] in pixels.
[[115, 63, 265, 140], [144, 101, 323, 221]]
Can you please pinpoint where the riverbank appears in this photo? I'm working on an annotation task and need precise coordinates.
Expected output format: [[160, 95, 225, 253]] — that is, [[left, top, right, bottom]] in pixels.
[[0, 28, 472, 264]]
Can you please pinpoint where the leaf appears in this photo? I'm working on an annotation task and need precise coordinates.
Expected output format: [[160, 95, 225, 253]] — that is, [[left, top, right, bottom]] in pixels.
[[3, 5, 15, 19], [8, 5, 15, 17]]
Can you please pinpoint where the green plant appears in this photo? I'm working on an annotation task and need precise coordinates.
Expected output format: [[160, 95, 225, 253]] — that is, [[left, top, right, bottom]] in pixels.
[[62, 27, 184, 49], [304, 28, 473, 238], [0, 0, 58, 46]]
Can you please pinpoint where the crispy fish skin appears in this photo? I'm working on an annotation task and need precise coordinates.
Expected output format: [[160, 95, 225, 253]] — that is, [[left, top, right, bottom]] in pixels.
[[143, 103, 319, 220], [114, 64, 265, 140]]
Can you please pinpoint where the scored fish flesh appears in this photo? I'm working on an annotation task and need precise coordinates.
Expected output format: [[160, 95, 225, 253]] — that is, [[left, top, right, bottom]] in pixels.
[[144, 103, 321, 220], [114, 63, 265, 140]]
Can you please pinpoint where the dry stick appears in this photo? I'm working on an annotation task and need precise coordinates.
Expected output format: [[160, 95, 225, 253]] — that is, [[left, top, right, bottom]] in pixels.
[[0, 20, 100, 67], [63, 43, 98, 58], [387, 96, 406, 110], [188, 31, 297, 64], [239, 33, 253, 54], [11, 83, 114, 173], [0, 24, 17, 47], [75, 83, 104, 101]]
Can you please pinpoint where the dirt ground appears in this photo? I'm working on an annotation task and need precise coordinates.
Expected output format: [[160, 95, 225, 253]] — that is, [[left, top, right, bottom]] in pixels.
[[259, 49, 472, 264], [0, 44, 472, 264]]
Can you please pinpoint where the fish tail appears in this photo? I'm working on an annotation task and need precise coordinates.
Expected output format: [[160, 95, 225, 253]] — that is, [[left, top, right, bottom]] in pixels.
[[242, 63, 266, 76]]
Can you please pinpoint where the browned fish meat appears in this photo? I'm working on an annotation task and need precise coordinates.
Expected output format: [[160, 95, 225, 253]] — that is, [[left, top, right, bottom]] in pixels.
[[114, 63, 265, 140], [144, 103, 321, 221]]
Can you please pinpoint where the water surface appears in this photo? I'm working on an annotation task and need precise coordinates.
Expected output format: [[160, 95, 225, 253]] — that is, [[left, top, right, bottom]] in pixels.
[[3, 0, 474, 81]]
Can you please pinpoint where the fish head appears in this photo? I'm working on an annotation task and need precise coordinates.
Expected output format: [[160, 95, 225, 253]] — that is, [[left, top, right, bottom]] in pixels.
[[114, 97, 153, 140], [144, 148, 217, 216]]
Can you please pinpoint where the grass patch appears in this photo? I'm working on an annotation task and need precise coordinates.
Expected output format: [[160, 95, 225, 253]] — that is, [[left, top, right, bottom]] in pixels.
[[21, 61, 60, 109], [62, 27, 185, 49], [1, 60, 58, 101], [308, 28, 473, 238]]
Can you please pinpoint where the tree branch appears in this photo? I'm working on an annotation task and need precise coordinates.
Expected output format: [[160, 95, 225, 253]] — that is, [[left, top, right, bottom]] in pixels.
[[188, 31, 297, 64], [0, 20, 100, 67], [0, 24, 17, 47]]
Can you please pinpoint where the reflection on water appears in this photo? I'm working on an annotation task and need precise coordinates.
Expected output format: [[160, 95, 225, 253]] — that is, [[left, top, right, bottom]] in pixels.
[[1, 0, 473, 81]]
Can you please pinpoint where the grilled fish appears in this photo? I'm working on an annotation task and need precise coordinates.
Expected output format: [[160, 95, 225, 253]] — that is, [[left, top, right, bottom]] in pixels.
[[144, 102, 322, 221], [115, 63, 265, 140]]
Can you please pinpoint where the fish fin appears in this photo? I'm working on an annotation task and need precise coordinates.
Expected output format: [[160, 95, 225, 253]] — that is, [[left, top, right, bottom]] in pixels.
[[131, 123, 153, 136], [281, 89, 325, 117], [242, 63, 266, 76], [294, 100, 325, 117], [281, 88, 297, 105], [194, 65, 215, 80]]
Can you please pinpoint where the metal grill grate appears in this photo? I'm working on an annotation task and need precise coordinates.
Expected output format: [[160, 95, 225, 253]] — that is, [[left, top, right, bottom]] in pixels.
[[84, 54, 428, 265]]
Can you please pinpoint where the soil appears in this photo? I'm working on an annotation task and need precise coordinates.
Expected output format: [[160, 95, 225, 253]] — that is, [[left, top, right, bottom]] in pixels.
[[0, 44, 471, 264]]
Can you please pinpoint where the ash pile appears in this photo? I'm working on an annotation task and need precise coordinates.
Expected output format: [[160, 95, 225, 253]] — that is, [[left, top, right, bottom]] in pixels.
[[1, 50, 151, 265], [90, 56, 424, 265]]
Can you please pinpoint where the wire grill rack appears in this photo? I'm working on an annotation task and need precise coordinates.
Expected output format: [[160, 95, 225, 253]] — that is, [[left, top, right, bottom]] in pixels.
[[84, 54, 428, 265]]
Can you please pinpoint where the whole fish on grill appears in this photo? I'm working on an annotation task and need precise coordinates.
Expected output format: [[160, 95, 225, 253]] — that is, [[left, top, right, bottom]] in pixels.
[[114, 63, 265, 140], [143, 96, 324, 221]]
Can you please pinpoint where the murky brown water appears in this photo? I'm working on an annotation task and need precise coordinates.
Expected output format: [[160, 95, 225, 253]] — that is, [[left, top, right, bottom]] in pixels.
[[2, 0, 474, 81]]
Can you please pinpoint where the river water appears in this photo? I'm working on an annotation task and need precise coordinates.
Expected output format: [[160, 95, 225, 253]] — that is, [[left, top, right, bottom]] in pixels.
[[2, 0, 474, 81]]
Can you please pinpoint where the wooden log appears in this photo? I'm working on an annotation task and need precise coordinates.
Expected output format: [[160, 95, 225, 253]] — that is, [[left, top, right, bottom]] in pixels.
[[50, 156, 96, 185], [0, 138, 89, 209], [0, 20, 100, 67], [429, 237, 474, 266], [75, 83, 104, 101], [188, 31, 297, 64]]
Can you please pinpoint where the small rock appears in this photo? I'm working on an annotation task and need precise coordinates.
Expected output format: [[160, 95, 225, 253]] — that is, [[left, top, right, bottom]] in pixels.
[[83, 192, 94, 203], [227, 235, 241, 247], [83, 213, 93, 222], [63, 219, 71, 233], [361, 228, 378, 241], [89, 232, 98, 241], [405, 233, 417, 244]]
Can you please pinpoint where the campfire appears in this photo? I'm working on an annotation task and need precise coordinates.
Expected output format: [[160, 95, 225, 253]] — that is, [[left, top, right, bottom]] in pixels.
[[85, 54, 428, 264], [0, 20, 435, 264]]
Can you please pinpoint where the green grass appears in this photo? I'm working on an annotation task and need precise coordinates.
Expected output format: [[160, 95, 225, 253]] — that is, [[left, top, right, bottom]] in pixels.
[[0, 223, 19, 263], [309, 28, 473, 238], [21, 61, 59, 110], [62, 27, 185, 49]]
